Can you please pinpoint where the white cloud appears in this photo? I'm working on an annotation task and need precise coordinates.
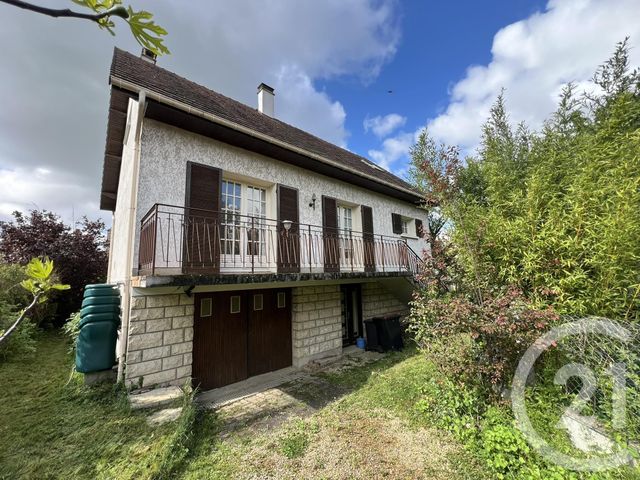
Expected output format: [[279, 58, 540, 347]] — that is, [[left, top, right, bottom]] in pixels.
[[368, 0, 640, 175], [276, 65, 347, 147], [0, 166, 101, 224], [363, 113, 407, 138], [368, 131, 417, 172], [156, 0, 400, 144], [426, 0, 640, 151], [0, 0, 400, 224]]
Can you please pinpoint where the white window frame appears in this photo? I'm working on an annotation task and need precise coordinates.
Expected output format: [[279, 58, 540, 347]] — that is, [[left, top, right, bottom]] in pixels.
[[399, 216, 417, 239], [220, 179, 271, 269], [337, 204, 354, 264]]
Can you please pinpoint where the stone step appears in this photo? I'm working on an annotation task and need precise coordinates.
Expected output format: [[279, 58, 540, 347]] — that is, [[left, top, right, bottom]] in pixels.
[[129, 386, 183, 410], [147, 407, 183, 426]]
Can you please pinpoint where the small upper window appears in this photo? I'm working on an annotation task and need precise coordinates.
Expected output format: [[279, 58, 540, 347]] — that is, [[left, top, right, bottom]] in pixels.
[[230, 295, 241, 314], [277, 291, 286, 308], [401, 220, 409, 235], [254, 294, 263, 311], [200, 297, 212, 317]]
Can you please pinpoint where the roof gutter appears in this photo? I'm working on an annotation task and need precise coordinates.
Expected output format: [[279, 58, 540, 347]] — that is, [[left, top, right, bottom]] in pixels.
[[110, 76, 422, 203]]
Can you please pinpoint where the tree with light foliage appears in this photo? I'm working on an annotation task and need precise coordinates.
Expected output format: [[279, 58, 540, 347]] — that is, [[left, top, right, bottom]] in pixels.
[[0, 258, 69, 348], [0, 0, 168, 55]]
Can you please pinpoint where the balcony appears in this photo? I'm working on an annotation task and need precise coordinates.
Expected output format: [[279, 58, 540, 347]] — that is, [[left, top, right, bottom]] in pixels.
[[138, 204, 423, 284]]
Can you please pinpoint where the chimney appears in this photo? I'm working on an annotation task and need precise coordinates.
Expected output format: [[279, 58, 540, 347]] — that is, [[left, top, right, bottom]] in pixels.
[[140, 47, 157, 64], [257, 83, 275, 117]]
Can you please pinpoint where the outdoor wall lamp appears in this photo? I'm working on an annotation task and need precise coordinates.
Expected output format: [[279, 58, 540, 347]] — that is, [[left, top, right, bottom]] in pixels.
[[282, 220, 293, 231], [309, 193, 317, 210]]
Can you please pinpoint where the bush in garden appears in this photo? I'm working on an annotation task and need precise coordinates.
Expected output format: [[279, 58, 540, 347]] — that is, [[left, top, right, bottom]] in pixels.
[[0, 258, 69, 358], [479, 407, 531, 479], [408, 39, 640, 323], [415, 375, 482, 443], [0, 261, 35, 357], [409, 287, 558, 392], [407, 38, 640, 479], [0, 301, 38, 358], [62, 311, 81, 354], [0, 210, 107, 322]]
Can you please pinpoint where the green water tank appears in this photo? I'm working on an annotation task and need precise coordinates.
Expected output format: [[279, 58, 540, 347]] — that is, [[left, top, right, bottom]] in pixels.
[[83, 285, 119, 298], [79, 304, 120, 318], [75, 284, 121, 374], [81, 296, 120, 308], [76, 322, 119, 373]]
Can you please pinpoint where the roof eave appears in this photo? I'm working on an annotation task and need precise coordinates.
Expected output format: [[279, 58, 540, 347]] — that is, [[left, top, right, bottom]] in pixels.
[[110, 75, 423, 204]]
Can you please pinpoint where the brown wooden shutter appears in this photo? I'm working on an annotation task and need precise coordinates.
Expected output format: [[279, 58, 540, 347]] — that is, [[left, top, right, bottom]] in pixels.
[[277, 185, 300, 273], [183, 161, 221, 273], [322, 196, 339, 272], [361, 205, 375, 272], [391, 213, 402, 234], [415, 218, 424, 238]]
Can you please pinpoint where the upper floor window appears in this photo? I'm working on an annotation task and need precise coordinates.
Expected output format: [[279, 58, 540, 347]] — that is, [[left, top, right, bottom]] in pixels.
[[402, 219, 409, 235], [337, 205, 353, 261], [221, 180, 267, 256], [337, 205, 353, 232], [222, 180, 242, 255]]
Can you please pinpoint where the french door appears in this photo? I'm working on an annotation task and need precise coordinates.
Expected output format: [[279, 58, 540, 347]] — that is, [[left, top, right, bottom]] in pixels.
[[220, 180, 269, 269]]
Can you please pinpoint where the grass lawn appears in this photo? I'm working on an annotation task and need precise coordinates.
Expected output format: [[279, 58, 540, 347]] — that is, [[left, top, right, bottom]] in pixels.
[[0, 333, 487, 479]]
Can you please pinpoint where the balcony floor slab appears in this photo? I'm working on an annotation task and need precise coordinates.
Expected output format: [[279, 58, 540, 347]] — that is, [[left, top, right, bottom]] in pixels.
[[132, 270, 413, 289]]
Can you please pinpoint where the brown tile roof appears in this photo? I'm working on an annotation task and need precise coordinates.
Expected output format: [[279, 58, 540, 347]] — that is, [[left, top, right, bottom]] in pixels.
[[107, 48, 419, 200]]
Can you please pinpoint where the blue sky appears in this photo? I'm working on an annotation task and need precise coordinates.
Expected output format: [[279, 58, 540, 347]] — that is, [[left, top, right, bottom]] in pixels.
[[326, 0, 547, 160], [0, 0, 638, 224]]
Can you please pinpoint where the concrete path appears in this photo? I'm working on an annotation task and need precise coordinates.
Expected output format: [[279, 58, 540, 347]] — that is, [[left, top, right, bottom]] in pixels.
[[197, 366, 306, 409], [197, 347, 385, 434]]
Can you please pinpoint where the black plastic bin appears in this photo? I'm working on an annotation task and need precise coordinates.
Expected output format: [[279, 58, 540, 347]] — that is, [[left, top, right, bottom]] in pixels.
[[364, 319, 383, 352], [376, 315, 404, 351], [364, 315, 404, 352]]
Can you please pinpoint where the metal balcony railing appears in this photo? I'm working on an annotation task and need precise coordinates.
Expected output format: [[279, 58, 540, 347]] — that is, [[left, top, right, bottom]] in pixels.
[[138, 203, 423, 277]]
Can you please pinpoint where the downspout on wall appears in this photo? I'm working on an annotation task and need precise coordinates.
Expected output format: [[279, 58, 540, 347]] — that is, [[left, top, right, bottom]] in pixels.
[[116, 90, 146, 384]]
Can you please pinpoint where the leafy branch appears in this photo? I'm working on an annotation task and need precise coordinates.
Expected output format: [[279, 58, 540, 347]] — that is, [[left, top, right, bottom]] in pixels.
[[0, 258, 69, 346], [0, 0, 169, 55]]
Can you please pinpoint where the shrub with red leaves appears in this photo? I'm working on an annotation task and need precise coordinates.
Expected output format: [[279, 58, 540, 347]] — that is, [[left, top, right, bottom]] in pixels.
[[0, 210, 107, 324], [409, 286, 559, 393]]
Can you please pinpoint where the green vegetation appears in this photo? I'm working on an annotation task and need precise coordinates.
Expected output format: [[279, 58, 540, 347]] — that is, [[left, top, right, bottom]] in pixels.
[[0, 333, 197, 479], [2, 0, 168, 55], [1, 334, 488, 479], [407, 39, 640, 478], [278, 419, 318, 459], [0, 258, 69, 357]]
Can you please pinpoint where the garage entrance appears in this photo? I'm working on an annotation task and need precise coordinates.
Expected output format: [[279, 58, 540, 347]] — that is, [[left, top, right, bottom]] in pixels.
[[192, 288, 292, 390]]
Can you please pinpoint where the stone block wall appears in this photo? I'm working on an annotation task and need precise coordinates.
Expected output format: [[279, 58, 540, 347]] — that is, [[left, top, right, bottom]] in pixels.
[[361, 281, 409, 320], [291, 285, 342, 367], [125, 293, 194, 388]]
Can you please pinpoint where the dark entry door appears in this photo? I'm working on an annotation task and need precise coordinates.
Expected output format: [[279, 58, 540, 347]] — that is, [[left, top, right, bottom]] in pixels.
[[193, 291, 247, 390], [340, 284, 363, 346], [193, 289, 292, 390], [248, 289, 292, 376]]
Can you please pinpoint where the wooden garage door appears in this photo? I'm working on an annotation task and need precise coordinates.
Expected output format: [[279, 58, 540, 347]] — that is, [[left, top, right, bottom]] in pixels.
[[248, 289, 292, 376], [193, 291, 247, 390], [193, 289, 292, 390]]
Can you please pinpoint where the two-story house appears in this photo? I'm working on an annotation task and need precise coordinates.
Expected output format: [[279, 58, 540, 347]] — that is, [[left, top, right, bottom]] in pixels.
[[102, 48, 428, 391]]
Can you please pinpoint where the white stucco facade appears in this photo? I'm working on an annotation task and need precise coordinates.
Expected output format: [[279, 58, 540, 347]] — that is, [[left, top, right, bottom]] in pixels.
[[107, 111, 429, 389], [131, 119, 428, 272]]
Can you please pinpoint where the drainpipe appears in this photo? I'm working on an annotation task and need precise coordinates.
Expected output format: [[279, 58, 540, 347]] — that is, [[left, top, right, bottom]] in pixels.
[[117, 90, 146, 384]]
